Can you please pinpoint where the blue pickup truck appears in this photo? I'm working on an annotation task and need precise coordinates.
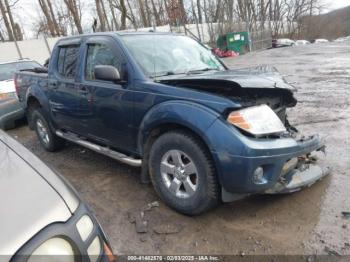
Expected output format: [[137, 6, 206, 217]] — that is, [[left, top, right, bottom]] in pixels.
[[15, 32, 330, 215]]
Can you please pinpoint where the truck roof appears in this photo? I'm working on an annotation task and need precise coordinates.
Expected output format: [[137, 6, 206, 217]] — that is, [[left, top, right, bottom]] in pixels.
[[116, 31, 179, 36], [55, 31, 182, 43]]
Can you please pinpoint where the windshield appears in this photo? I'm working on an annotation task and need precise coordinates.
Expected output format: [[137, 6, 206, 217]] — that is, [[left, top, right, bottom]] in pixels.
[[0, 61, 41, 81], [121, 34, 225, 78]]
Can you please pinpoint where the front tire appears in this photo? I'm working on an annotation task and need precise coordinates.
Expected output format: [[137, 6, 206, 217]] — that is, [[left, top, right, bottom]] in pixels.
[[149, 130, 220, 215], [32, 108, 65, 152]]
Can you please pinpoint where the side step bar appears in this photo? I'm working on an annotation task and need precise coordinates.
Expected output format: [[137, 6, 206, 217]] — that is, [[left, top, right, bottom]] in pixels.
[[56, 130, 142, 167]]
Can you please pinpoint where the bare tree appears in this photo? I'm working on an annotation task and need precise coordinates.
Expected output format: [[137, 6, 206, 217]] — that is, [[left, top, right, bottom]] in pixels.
[[110, 0, 138, 30], [0, 30, 4, 41], [3, 0, 19, 39], [150, 0, 161, 26], [196, 0, 202, 23], [138, 0, 150, 27], [63, 0, 83, 34], [16, 0, 330, 43], [178, 0, 187, 24], [107, 0, 119, 29], [101, 0, 112, 30], [47, 0, 61, 35], [95, 0, 107, 31], [0, 0, 14, 40], [126, 0, 138, 29], [119, 0, 128, 29], [38, 0, 57, 36], [13, 22, 22, 40]]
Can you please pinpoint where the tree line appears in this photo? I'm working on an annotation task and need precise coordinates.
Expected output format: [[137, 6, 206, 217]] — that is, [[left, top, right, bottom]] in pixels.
[[0, 0, 326, 42]]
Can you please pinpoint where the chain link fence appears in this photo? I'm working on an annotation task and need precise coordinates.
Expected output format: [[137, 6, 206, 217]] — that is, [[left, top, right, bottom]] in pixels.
[[250, 29, 273, 51]]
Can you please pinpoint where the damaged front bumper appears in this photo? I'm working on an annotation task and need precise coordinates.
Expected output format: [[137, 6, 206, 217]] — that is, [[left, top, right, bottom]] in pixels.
[[207, 119, 331, 201], [265, 147, 331, 194]]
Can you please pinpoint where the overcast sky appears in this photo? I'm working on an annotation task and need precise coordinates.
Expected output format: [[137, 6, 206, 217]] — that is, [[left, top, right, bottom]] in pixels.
[[329, 0, 350, 10], [10, 0, 350, 39]]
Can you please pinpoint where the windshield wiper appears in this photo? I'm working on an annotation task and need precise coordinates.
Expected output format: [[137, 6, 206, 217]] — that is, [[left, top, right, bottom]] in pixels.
[[152, 71, 187, 78], [186, 67, 220, 75], [151, 68, 219, 78]]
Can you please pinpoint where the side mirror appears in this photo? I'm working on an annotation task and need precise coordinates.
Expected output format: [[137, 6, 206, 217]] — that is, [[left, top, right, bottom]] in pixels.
[[94, 65, 121, 82]]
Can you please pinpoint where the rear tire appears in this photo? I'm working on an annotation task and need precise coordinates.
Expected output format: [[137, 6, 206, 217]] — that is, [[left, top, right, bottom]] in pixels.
[[149, 130, 220, 215], [32, 108, 65, 152]]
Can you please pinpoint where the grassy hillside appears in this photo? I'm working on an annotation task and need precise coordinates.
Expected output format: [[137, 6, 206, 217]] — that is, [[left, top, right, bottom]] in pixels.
[[300, 5, 350, 40]]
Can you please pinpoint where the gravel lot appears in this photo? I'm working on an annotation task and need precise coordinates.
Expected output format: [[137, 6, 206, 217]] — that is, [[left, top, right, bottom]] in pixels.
[[8, 42, 350, 255]]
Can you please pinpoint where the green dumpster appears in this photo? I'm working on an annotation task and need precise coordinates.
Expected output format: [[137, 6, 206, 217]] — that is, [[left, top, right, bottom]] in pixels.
[[217, 31, 249, 54]]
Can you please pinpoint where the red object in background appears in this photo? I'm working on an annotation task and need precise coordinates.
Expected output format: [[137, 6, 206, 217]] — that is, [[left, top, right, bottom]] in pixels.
[[212, 48, 238, 58]]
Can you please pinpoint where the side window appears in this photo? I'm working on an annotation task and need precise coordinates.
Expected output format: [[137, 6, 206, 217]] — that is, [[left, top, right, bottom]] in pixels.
[[85, 43, 121, 81], [57, 45, 79, 79]]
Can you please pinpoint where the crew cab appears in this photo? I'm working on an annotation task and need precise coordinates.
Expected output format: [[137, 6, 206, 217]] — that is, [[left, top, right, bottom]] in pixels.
[[15, 32, 330, 215]]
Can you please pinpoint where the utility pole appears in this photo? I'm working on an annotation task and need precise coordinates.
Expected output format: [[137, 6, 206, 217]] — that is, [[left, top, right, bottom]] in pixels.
[[246, 16, 252, 52]]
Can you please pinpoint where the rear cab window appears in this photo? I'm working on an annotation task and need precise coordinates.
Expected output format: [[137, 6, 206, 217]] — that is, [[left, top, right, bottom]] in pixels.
[[57, 45, 79, 79]]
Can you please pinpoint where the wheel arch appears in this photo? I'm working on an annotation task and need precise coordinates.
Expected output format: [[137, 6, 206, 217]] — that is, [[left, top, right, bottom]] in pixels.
[[25, 83, 50, 111], [27, 95, 41, 108], [25, 84, 52, 129], [138, 101, 220, 154], [26, 96, 42, 129], [138, 101, 224, 187]]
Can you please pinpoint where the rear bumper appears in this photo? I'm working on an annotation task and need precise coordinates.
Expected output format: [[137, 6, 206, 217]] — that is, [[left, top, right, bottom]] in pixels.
[[206, 119, 331, 198], [0, 99, 25, 129]]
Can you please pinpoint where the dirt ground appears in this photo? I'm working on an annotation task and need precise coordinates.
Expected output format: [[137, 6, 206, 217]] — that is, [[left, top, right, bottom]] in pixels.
[[8, 42, 350, 255]]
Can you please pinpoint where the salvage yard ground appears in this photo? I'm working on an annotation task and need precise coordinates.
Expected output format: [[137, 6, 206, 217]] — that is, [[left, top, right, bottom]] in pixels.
[[8, 42, 350, 255]]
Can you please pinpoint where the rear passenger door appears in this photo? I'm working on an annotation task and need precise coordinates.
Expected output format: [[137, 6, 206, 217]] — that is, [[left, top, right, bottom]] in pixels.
[[48, 43, 82, 132], [78, 36, 135, 152]]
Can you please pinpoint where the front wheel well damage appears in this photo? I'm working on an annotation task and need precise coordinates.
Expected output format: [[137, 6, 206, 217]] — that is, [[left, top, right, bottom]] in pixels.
[[141, 123, 221, 187]]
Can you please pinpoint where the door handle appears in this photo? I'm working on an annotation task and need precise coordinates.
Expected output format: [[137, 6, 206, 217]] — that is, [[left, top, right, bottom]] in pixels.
[[77, 86, 89, 95], [49, 79, 58, 89]]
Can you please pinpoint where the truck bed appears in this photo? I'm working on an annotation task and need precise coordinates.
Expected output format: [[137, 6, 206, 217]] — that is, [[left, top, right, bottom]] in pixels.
[[15, 70, 48, 104]]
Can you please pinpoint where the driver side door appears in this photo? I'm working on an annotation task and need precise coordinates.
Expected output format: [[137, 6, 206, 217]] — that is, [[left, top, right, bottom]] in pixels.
[[77, 37, 135, 152]]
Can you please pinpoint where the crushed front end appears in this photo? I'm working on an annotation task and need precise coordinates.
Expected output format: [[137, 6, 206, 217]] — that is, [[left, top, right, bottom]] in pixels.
[[207, 117, 332, 201], [264, 136, 331, 194], [205, 96, 331, 202], [165, 65, 331, 200]]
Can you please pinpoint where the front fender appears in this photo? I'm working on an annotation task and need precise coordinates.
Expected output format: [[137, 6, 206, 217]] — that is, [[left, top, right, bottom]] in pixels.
[[138, 100, 221, 154]]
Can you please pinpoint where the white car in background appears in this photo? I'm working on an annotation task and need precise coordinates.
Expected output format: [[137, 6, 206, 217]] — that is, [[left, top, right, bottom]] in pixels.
[[314, 39, 329, 44], [334, 36, 350, 42], [276, 38, 295, 47], [0, 59, 41, 129], [295, 40, 311, 46]]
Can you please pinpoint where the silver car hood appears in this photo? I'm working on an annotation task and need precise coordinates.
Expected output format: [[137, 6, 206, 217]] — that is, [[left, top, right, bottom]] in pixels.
[[0, 131, 79, 255]]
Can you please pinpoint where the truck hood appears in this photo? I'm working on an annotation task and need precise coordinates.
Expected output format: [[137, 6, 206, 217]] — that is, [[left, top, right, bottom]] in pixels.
[[158, 65, 295, 90], [0, 131, 79, 255], [0, 79, 15, 94]]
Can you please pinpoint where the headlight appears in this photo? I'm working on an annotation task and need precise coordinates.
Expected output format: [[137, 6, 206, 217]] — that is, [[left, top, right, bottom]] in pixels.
[[76, 215, 94, 241], [87, 237, 101, 262], [227, 104, 286, 136], [28, 237, 75, 262]]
